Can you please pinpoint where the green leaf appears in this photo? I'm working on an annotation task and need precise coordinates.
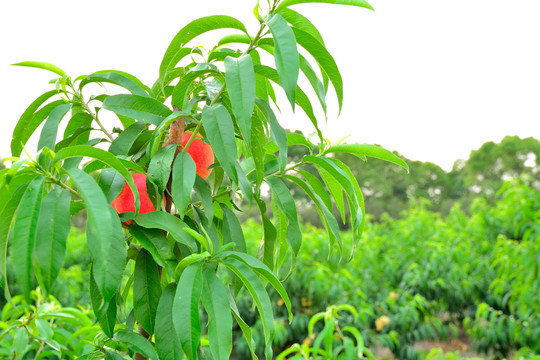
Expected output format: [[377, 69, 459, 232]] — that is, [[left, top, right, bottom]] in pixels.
[[105, 352, 126, 360], [147, 111, 190, 158], [221, 258, 275, 357], [160, 15, 247, 77], [173, 262, 203, 360], [292, 28, 343, 113], [222, 206, 247, 253], [13, 327, 29, 356], [11, 98, 64, 156], [171, 69, 221, 109], [90, 268, 117, 338], [194, 176, 213, 222], [317, 166, 346, 222], [174, 252, 211, 281], [266, 14, 299, 108], [129, 225, 171, 268], [278, 8, 325, 45], [55, 145, 140, 212], [275, 0, 374, 12], [250, 114, 266, 190], [147, 145, 176, 193], [253, 65, 321, 141], [80, 71, 150, 96], [102, 94, 172, 126], [35, 318, 53, 341], [68, 169, 126, 304], [226, 289, 259, 359], [134, 249, 162, 335], [109, 122, 147, 156], [12, 61, 66, 76], [254, 99, 287, 172], [283, 174, 342, 251], [37, 103, 72, 152], [255, 198, 277, 270], [0, 179, 31, 289], [221, 251, 293, 322], [171, 152, 197, 219], [325, 143, 409, 172], [202, 104, 238, 183], [225, 54, 256, 145], [134, 211, 197, 252], [202, 268, 233, 360], [115, 331, 158, 360], [266, 177, 302, 255], [35, 188, 71, 294], [155, 283, 183, 360], [11, 176, 45, 300], [299, 54, 327, 114]]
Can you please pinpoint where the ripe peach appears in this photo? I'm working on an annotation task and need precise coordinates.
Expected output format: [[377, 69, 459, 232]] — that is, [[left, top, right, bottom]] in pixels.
[[166, 132, 214, 179], [182, 132, 214, 179], [111, 173, 156, 225]]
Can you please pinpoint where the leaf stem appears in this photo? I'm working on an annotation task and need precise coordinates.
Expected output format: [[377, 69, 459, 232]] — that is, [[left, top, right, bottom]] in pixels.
[[76, 93, 114, 142]]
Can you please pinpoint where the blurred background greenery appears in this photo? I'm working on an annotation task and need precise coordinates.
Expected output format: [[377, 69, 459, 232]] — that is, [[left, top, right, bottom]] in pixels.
[[0, 134, 538, 359]]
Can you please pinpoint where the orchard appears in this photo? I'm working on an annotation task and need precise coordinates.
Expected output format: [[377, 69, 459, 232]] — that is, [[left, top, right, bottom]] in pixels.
[[0, 0, 409, 359]]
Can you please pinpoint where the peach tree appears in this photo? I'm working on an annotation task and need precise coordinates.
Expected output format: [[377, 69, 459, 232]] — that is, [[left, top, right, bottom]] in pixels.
[[0, 0, 407, 359]]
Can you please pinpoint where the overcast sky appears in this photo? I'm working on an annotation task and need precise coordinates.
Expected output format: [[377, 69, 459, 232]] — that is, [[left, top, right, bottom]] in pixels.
[[1, 0, 539, 171]]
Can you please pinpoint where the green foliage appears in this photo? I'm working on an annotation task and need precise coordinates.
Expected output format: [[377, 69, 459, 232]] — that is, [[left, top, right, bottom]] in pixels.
[[1, 1, 412, 359], [0, 290, 100, 359], [237, 180, 539, 359]]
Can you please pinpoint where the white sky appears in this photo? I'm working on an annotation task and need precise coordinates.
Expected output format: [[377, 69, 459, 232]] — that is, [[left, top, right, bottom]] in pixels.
[[1, 0, 539, 171]]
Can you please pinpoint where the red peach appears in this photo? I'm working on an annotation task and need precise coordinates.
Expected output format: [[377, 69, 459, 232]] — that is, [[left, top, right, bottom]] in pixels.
[[111, 173, 156, 225]]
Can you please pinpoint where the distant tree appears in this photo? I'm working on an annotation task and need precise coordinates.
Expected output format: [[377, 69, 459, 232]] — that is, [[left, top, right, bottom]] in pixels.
[[458, 136, 540, 197]]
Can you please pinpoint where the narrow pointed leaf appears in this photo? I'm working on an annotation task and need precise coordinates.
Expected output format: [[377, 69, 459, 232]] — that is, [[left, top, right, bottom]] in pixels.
[[221, 206, 247, 253], [221, 258, 275, 353], [11, 176, 45, 300], [171, 152, 197, 219], [254, 99, 287, 172], [325, 143, 409, 172], [129, 225, 171, 267], [202, 104, 238, 183], [68, 169, 126, 304], [102, 94, 172, 126], [0, 181, 30, 287], [160, 15, 247, 77], [109, 122, 147, 156], [202, 268, 233, 360], [134, 211, 197, 252], [266, 177, 301, 255], [276, 0, 374, 12], [292, 28, 343, 112], [225, 54, 256, 145], [253, 65, 321, 141], [35, 188, 71, 293], [12, 61, 66, 76], [278, 8, 325, 45], [114, 331, 158, 360], [283, 174, 342, 251], [37, 103, 72, 152], [173, 262, 203, 360], [221, 251, 293, 322], [155, 283, 183, 360], [80, 71, 150, 96], [194, 176, 213, 222], [134, 249, 162, 335], [266, 14, 299, 108], [12, 98, 65, 156], [90, 270, 117, 338], [147, 145, 176, 193]]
